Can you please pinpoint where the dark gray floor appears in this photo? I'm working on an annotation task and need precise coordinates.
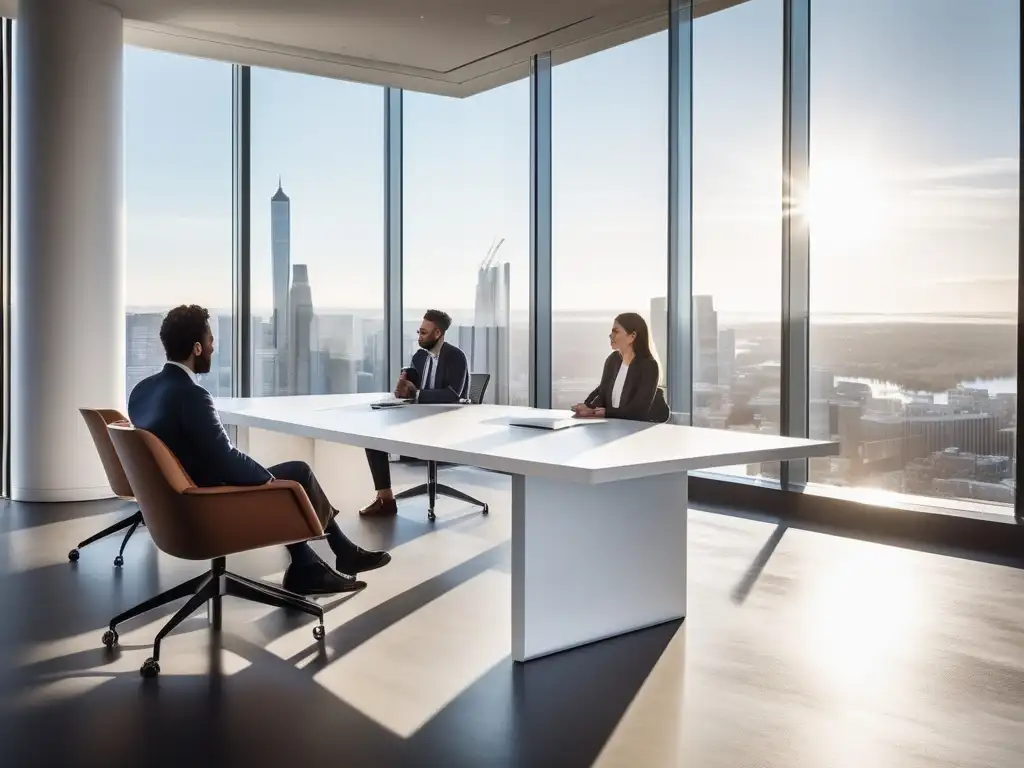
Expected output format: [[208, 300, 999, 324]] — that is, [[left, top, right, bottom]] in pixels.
[[1, 466, 1022, 768]]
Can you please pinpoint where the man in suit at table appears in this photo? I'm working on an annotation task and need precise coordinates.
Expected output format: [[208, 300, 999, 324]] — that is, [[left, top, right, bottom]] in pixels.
[[359, 308, 469, 517], [128, 304, 391, 596]]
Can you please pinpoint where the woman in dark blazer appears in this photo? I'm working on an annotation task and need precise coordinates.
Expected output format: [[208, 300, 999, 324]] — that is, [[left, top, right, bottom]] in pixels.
[[572, 312, 671, 424]]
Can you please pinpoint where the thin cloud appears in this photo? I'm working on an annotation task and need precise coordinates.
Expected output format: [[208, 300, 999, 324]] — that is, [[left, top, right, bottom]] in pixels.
[[933, 275, 1017, 286], [906, 156, 1019, 182], [909, 185, 1019, 202]]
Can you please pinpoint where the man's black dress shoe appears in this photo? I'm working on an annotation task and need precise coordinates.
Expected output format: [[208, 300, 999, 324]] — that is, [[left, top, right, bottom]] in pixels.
[[336, 548, 392, 576], [282, 560, 366, 595]]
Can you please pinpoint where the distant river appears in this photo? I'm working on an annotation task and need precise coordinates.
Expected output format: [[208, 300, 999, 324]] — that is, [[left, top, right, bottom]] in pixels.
[[836, 377, 1016, 403]]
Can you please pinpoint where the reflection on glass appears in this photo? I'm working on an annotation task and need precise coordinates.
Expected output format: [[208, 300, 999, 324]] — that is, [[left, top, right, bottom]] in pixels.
[[403, 82, 530, 405], [249, 69, 385, 397], [808, 0, 1019, 511], [124, 48, 233, 398]]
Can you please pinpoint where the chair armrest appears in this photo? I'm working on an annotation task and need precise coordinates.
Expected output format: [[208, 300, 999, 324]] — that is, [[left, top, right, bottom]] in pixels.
[[182, 480, 324, 541], [183, 479, 298, 496]]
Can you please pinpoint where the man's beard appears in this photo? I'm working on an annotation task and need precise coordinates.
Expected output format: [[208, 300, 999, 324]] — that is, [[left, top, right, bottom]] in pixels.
[[418, 336, 439, 350], [194, 352, 213, 375]]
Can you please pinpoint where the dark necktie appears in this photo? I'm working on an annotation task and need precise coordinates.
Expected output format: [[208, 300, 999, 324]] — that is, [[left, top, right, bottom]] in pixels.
[[424, 356, 434, 390]]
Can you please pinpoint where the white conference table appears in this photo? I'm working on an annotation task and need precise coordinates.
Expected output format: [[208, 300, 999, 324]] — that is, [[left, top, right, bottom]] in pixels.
[[216, 393, 837, 663]]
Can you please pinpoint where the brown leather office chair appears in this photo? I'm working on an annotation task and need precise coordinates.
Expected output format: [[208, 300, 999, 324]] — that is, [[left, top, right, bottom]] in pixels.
[[102, 423, 327, 678], [75, 408, 146, 567]]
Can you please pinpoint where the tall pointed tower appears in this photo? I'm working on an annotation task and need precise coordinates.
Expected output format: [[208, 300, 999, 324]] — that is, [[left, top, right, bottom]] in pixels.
[[271, 180, 291, 394], [271, 179, 291, 350]]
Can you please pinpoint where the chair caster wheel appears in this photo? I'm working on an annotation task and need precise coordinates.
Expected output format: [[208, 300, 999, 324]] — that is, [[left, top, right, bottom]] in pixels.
[[313, 624, 325, 641], [481, 505, 489, 516], [427, 510, 436, 522], [140, 658, 160, 678], [113, 555, 124, 568], [101, 629, 118, 647], [68, 549, 80, 562]]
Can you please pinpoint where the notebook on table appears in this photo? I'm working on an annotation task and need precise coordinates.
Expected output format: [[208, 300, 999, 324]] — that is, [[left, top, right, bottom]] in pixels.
[[507, 417, 607, 431], [370, 398, 413, 410]]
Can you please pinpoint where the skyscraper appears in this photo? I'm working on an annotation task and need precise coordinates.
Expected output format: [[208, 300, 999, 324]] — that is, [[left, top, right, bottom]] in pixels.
[[650, 296, 667, 365], [288, 263, 314, 396], [271, 181, 291, 340], [649, 294, 720, 385], [271, 181, 291, 394], [459, 239, 511, 403], [692, 295, 719, 385], [718, 327, 736, 386]]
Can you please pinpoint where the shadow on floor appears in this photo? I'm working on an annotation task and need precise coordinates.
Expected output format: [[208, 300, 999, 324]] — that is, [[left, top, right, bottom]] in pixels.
[[731, 524, 788, 605], [2, 548, 680, 767]]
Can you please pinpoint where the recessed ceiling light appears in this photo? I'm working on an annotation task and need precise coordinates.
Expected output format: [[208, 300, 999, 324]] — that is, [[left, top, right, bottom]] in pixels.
[[486, 14, 511, 25]]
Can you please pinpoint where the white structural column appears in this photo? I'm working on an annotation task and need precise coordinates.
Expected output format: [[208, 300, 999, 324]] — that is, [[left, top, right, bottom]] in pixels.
[[12, 0, 125, 501]]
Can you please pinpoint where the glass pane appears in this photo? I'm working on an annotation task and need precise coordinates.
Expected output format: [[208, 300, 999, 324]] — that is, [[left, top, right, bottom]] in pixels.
[[403, 81, 530, 405], [124, 48, 233, 398], [809, 0, 1019, 513], [693, 0, 784, 479], [249, 70, 386, 397], [552, 33, 669, 411]]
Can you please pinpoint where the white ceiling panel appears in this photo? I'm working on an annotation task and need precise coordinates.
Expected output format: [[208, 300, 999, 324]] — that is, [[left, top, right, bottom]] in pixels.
[[0, 0, 745, 96]]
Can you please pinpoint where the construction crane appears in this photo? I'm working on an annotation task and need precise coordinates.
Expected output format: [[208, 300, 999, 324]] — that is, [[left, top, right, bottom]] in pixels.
[[481, 236, 505, 270]]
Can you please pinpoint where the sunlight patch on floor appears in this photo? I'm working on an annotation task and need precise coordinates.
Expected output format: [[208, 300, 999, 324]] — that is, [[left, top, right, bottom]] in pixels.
[[262, 526, 507, 661], [314, 569, 511, 738]]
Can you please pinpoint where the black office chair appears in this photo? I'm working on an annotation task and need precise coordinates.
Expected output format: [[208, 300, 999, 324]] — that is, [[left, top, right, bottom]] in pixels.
[[395, 372, 491, 522]]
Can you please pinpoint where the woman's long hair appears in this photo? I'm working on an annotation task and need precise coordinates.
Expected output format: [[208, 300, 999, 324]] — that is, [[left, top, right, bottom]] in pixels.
[[615, 312, 656, 359], [615, 312, 664, 385]]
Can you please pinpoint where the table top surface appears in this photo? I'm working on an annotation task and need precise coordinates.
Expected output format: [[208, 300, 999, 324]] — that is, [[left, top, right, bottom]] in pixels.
[[216, 394, 838, 484]]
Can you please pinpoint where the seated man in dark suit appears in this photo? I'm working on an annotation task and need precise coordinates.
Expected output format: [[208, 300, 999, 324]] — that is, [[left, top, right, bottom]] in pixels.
[[128, 304, 391, 595], [360, 308, 469, 517]]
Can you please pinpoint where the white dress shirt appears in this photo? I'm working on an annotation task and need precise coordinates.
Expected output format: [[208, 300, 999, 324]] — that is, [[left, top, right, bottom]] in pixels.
[[610, 362, 629, 409], [168, 361, 197, 384], [423, 343, 442, 390]]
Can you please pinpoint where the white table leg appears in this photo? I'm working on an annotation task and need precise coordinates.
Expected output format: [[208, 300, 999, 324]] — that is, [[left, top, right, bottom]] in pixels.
[[511, 472, 687, 662]]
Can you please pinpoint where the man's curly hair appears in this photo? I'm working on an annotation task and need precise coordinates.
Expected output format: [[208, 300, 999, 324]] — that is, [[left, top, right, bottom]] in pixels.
[[423, 309, 452, 333], [160, 304, 210, 362]]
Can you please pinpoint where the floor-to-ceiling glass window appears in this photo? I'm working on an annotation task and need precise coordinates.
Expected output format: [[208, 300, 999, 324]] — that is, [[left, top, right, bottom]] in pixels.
[[808, 0, 1020, 513], [403, 81, 530, 405], [124, 48, 233, 399], [693, 0, 784, 479], [551, 33, 669, 410], [249, 70, 385, 397]]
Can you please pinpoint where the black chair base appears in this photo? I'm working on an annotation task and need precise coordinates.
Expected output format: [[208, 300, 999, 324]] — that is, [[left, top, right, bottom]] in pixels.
[[394, 460, 489, 522], [101, 556, 325, 678], [68, 508, 145, 567]]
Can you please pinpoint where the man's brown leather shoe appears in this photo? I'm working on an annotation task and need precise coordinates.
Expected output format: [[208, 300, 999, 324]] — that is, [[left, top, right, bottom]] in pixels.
[[359, 497, 398, 516]]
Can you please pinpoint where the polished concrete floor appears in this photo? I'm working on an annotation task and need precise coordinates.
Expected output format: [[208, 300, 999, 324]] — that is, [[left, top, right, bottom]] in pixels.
[[0, 464, 1022, 767]]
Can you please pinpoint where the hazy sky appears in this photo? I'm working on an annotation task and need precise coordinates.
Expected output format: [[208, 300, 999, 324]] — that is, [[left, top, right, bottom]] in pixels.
[[124, 0, 1020, 319]]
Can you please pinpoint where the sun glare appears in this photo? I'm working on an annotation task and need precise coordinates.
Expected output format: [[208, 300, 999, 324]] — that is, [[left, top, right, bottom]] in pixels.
[[802, 157, 892, 244]]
